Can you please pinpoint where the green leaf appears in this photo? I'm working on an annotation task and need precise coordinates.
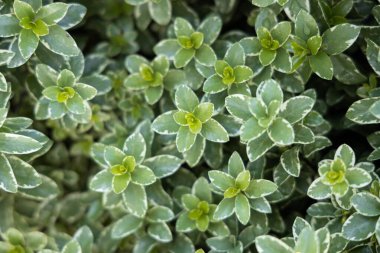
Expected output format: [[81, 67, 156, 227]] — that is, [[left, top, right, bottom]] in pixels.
[[345, 167, 372, 188], [213, 198, 235, 220], [271, 21, 291, 46], [66, 94, 85, 114], [309, 51, 333, 80], [146, 206, 174, 222], [176, 212, 196, 232], [245, 179, 277, 198], [123, 132, 146, 164], [112, 174, 130, 194], [225, 42, 245, 67], [25, 231, 48, 250], [131, 165, 156, 185], [183, 135, 205, 167], [9, 156, 41, 189], [241, 117, 266, 142], [176, 126, 197, 152], [89, 170, 112, 192], [40, 25, 80, 56], [0, 133, 42, 154], [272, 47, 292, 73], [122, 183, 148, 217], [247, 132, 274, 161], [252, 0, 276, 6], [259, 49, 277, 66], [307, 178, 331, 200], [195, 44, 216, 66], [256, 79, 283, 106], [203, 74, 226, 94], [174, 48, 195, 68], [294, 227, 319, 253], [36, 2, 68, 25], [175, 85, 199, 112], [322, 24, 360, 55], [149, 0, 171, 26], [335, 144, 355, 167], [62, 240, 82, 253], [198, 16, 222, 44], [295, 10, 319, 41], [235, 193, 250, 225], [194, 103, 213, 123], [18, 29, 38, 60], [148, 222, 172, 242], [174, 17, 194, 37], [268, 118, 294, 146], [346, 98, 380, 124], [228, 151, 245, 178], [0, 15, 21, 37], [351, 192, 380, 217], [280, 147, 301, 177], [75, 83, 97, 100], [279, 96, 314, 124], [112, 214, 143, 239], [154, 39, 180, 59], [35, 64, 58, 87], [200, 118, 229, 143], [143, 155, 182, 178], [14, 0, 35, 20], [208, 170, 235, 191], [366, 39, 380, 75], [255, 235, 293, 253], [0, 154, 17, 193], [342, 213, 377, 241], [73, 226, 93, 253], [234, 66, 253, 83], [152, 111, 180, 135], [225, 94, 252, 121]]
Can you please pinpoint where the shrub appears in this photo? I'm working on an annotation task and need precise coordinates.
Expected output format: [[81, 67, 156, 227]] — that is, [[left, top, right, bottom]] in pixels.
[[0, 0, 380, 252]]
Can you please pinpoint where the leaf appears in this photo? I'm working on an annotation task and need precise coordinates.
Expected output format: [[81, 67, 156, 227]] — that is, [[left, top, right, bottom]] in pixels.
[[13, 0, 35, 20], [0, 154, 17, 193], [255, 235, 294, 253], [0, 133, 42, 154], [208, 170, 235, 191], [174, 48, 195, 68], [66, 94, 85, 114], [73, 226, 93, 253], [195, 44, 216, 66], [268, 118, 295, 146], [18, 29, 38, 60], [351, 192, 380, 217], [146, 206, 174, 222], [40, 25, 80, 56], [152, 111, 180, 134], [198, 15, 222, 44], [62, 240, 82, 253], [112, 174, 130, 194], [203, 74, 226, 94], [280, 147, 301, 177], [112, 214, 143, 239], [330, 54, 366, 85], [334, 144, 355, 167], [148, 222, 172, 242], [322, 24, 360, 55], [175, 85, 199, 112], [234, 66, 253, 83], [235, 193, 250, 225], [123, 132, 146, 164], [153, 39, 180, 59], [225, 94, 252, 121], [200, 119, 229, 143], [245, 179, 278, 198], [122, 183, 148, 217], [143, 155, 182, 178], [149, 0, 171, 26], [89, 170, 112, 192], [295, 10, 319, 41], [174, 17, 194, 37], [131, 165, 156, 185], [0, 14, 21, 37], [176, 212, 196, 232], [307, 178, 331, 200], [309, 51, 333, 80], [213, 198, 235, 220], [366, 39, 380, 75], [342, 213, 377, 241], [279, 96, 314, 124], [183, 135, 205, 167], [259, 49, 277, 66], [176, 126, 197, 152], [256, 79, 283, 106], [294, 227, 319, 253], [346, 98, 380, 124], [9, 156, 41, 189], [247, 132, 274, 161], [36, 2, 69, 25], [224, 42, 245, 67], [345, 167, 372, 188]]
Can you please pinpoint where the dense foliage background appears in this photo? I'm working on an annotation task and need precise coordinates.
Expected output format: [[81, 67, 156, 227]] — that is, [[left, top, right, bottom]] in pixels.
[[1, 0, 380, 252]]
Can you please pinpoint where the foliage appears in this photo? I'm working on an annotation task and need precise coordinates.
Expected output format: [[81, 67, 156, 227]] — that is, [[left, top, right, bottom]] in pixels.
[[1, 0, 380, 253]]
